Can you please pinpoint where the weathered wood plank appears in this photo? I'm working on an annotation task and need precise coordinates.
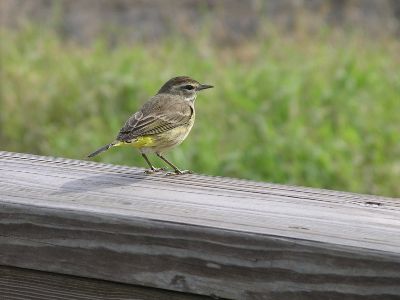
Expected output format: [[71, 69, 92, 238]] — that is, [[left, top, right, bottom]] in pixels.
[[0, 151, 400, 299], [0, 265, 212, 300]]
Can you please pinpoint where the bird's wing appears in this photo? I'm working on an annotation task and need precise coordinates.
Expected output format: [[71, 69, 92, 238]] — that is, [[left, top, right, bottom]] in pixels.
[[116, 94, 193, 142]]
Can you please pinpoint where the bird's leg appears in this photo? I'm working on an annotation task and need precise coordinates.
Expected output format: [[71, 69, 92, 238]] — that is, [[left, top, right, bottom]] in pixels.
[[156, 153, 192, 175], [141, 153, 164, 174]]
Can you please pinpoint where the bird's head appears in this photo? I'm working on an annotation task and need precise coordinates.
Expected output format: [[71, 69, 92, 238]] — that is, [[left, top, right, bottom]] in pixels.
[[157, 76, 213, 101]]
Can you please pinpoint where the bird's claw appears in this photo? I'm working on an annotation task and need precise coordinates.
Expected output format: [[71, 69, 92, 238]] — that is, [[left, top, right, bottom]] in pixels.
[[145, 167, 166, 174], [165, 169, 192, 176]]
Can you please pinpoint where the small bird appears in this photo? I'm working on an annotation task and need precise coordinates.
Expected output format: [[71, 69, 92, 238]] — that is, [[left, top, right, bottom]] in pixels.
[[88, 76, 213, 175]]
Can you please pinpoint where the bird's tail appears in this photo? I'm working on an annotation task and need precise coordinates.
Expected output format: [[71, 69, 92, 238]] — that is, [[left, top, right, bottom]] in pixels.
[[88, 142, 120, 158]]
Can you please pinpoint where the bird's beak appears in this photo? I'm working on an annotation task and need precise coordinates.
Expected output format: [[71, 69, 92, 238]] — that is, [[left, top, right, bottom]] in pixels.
[[197, 84, 214, 91]]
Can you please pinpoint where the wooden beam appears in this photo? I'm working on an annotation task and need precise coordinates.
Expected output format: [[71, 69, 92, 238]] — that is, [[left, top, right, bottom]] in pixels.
[[0, 151, 400, 299], [0, 265, 211, 300]]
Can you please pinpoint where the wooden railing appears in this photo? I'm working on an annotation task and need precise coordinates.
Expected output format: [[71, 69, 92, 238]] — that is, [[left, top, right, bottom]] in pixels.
[[0, 151, 399, 300]]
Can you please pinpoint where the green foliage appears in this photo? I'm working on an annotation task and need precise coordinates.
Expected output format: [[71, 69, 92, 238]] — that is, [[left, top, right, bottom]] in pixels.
[[1, 26, 400, 197]]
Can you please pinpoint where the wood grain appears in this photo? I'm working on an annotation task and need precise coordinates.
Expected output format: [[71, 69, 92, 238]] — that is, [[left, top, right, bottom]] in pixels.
[[0, 151, 400, 299], [0, 265, 212, 300]]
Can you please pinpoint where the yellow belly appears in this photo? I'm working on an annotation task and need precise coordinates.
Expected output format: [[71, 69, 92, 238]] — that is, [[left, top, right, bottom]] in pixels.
[[131, 136, 155, 148], [114, 136, 155, 148], [117, 125, 193, 153]]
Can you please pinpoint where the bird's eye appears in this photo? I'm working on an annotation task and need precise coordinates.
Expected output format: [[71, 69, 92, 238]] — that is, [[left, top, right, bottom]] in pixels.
[[183, 85, 194, 90]]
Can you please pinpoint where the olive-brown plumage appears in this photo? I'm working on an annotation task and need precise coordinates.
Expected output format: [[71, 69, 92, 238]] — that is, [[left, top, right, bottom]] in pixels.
[[88, 76, 213, 175]]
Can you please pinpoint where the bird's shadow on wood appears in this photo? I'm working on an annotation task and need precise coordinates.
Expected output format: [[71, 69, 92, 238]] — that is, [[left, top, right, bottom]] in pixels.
[[52, 170, 147, 195]]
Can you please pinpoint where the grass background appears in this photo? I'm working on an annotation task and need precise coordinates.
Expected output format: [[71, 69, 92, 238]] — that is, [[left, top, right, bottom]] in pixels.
[[1, 24, 400, 197]]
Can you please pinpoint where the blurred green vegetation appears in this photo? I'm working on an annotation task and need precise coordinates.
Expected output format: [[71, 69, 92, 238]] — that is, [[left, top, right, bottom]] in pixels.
[[1, 25, 400, 197]]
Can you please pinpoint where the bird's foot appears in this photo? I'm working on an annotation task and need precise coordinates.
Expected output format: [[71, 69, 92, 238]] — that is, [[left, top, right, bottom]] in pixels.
[[166, 169, 193, 176], [144, 167, 166, 174]]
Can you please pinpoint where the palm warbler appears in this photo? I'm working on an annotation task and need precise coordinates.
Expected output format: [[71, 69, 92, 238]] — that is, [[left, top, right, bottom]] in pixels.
[[88, 76, 213, 175]]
